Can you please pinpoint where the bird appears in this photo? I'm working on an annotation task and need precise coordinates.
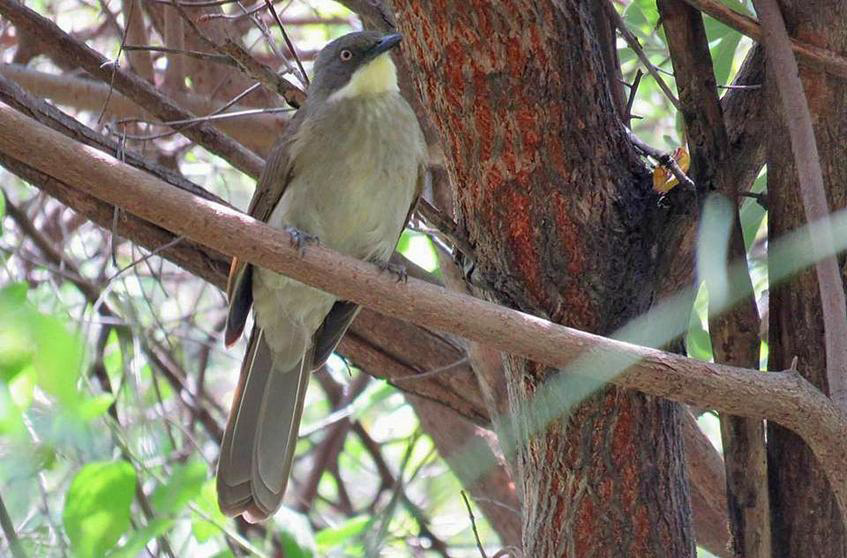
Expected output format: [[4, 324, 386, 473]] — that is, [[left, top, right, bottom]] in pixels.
[[216, 30, 427, 522]]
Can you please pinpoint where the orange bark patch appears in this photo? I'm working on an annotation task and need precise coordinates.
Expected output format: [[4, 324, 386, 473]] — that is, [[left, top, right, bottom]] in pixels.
[[444, 41, 466, 106], [517, 107, 540, 150], [504, 188, 544, 304], [551, 192, 583, 276], [574, 494, 596, 557], [505, 38, 526, 74], [634, 505, 651, 555], [470, 0, 493, 37], [529, 26, 548, 70]]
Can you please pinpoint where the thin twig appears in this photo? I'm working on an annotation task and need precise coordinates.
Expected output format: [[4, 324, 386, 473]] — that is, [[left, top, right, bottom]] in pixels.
[[115, 106, 291, 141], [461, 491, 488, 558], [624, 68, 643, 124], [123, 44, 235, 66], [603, 0, 681, 110], [0, 492, 27, 558], [264, 0, 308, 87], [97, 0, 135, 124]]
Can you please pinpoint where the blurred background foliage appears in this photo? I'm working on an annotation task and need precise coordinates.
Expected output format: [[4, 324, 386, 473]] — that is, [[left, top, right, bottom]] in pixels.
[[0, 0, 766, 556]]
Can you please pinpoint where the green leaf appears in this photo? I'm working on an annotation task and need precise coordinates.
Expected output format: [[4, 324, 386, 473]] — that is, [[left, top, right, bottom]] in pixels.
[[0, 326, 33, 383], [711, 31, 742, 85], [191, 479, 228, 542], [397, 230, 440, 273], [76, 394, 115, 421], [0, 284, 84, 409], [740, 172, 767, 251], [151, 459, 206, 516], [316, 516, 371, 551], [275, 507, 315, 558], [107, 519, 173, 558], [63, 460, 137, 558]]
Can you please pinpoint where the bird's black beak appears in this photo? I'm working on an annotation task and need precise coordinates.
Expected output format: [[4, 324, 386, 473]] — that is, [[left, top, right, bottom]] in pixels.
[[369, 33, 403, 58]]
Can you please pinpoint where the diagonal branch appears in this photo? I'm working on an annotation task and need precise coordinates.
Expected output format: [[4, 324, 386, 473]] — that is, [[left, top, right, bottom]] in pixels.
[[682, 0, 847, 80], [2, 102, 846, 520]]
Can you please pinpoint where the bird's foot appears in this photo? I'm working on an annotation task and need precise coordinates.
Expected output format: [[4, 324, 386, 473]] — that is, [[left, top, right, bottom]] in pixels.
[[284, 226, 319, 256], [377, 261, 408, 283]]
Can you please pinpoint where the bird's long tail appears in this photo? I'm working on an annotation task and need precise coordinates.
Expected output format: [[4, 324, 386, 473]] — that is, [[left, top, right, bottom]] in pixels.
[[217, 326, 310, 522]]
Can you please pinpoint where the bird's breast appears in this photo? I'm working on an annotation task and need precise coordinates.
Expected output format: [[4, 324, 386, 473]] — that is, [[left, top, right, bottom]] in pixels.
[[269, 93, 425, 262]]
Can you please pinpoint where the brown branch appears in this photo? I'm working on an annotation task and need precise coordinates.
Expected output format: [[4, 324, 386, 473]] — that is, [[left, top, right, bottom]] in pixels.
[[0, 0, 264, 177], [682, 412, 731, 557], [682, 0, 847, 80], [752, 0, 847, 410], [657, 2, 770, 555], [722, 45, 766, 196], [0, 63, 283, 154], [3, 104, 846, 519]]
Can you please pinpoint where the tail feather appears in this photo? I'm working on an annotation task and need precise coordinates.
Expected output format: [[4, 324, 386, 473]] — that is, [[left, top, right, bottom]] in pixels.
[[217, 327, 311, 521]]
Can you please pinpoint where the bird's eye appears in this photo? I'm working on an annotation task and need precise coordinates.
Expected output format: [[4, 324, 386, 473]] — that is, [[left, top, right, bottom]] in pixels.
[[340, 49, 353, 61]]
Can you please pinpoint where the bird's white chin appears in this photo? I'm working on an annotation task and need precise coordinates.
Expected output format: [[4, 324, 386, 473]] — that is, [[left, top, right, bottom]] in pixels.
[[327, 53, 400, 102]]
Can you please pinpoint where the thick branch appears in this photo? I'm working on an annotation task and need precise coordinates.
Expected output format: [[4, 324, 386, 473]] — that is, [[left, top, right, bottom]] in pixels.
[[2, 103, 846, 518]]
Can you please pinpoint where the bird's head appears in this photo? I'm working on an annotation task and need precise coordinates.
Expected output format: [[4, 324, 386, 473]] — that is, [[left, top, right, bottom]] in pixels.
[[309, 31, 403, 102]]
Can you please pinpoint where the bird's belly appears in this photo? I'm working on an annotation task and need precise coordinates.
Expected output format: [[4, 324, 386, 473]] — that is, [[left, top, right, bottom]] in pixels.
[[254, 115, 419, 353]]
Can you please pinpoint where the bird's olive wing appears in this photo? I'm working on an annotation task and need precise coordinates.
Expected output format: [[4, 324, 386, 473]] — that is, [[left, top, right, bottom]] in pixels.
[[224, 119, 301, 347]]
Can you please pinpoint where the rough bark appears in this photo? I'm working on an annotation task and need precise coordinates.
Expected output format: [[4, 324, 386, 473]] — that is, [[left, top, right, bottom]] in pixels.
[[388, 2, 694, 555], [764, 1, 847, 555]]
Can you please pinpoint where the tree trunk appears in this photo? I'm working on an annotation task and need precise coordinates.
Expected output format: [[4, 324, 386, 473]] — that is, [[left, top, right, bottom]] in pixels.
[[389, 1, 695, 555], [766, 2, 847, 556]]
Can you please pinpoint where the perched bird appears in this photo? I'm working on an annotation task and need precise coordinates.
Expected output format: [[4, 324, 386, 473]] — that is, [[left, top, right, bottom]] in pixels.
[[217, 31, 427, 522]]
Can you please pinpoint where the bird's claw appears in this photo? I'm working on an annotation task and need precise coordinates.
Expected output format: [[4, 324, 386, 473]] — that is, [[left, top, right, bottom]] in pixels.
[[284, 226, 319, 256], [378, 261, 408, 283]]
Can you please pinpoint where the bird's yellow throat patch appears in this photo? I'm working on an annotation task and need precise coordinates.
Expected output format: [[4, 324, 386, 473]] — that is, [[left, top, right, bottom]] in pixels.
[[328, 53, 399, 102]]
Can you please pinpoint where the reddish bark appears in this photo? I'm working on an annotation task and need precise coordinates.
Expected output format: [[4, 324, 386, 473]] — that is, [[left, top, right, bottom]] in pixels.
[[390, 1, 694, 555]]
